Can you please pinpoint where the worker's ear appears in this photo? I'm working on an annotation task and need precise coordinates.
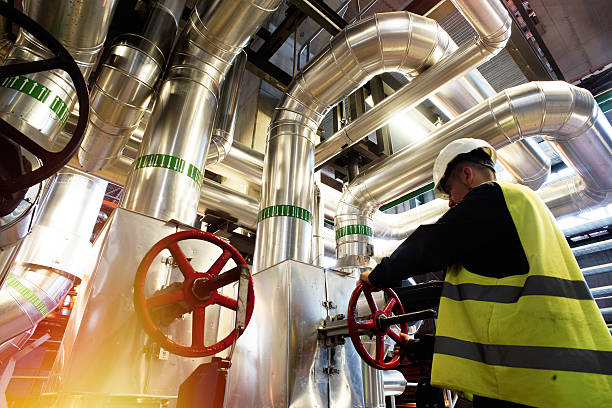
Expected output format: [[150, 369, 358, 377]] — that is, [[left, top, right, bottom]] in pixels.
[[460, 165, 474, 185]]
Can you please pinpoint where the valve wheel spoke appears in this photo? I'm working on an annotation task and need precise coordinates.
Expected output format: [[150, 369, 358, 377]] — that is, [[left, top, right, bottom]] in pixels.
[[146, 288, 184, 309], [192, 307, 206, 348], [167, 242, 195, 278], [375, 335, 385, 364], [383, 298, 396, 315], [364, 290, 378, 313], [387, 328, 402, 344], [208, 249, 233, 276], [213, 293, 238, 310]]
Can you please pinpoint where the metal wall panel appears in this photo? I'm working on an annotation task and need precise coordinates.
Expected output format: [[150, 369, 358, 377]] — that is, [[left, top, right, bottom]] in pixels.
[[225, 261, 365, 407]]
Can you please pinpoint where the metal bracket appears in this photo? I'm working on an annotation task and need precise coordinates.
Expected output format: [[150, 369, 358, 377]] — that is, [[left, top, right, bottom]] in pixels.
[[322, 367, 340, 376], [322, 300, 336, 310]]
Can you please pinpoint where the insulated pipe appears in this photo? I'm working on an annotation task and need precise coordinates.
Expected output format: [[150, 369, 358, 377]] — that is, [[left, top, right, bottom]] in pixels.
[[314, 0, 511, 168], [206, 51, 247, 166], [122, 0, 281, 226], [77, 0, 186, 172], [431, 70, 551, 190], [0, 328, 34, 363], [0, 173, 106, 345], [0, 0, 119, 150], [372, 175, 604, 243], [254, 11, 457, 271], [336, 81, 612, 268]]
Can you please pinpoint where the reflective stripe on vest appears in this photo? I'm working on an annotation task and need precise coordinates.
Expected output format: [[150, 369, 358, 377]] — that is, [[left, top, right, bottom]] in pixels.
[[430, 182, 612, 407]]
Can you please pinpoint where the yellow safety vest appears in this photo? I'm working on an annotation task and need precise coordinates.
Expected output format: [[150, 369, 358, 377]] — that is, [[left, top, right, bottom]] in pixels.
[[430, 182, 612, 407]]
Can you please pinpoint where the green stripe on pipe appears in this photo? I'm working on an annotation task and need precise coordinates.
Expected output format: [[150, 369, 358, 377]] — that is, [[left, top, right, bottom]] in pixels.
[[0, 75, 70, 125], [133, 153, 203, 187], [257, 205, 312, 224], [5, 275, 50, 315], [335, 224, 373, 239], [594, 88, 612, 104], [599, 98, 612, 114], [379, 182, 435, 212]]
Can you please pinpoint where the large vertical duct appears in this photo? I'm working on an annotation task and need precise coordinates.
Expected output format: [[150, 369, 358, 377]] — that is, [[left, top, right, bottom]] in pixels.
[[335, 81, 612, 269], [206, 51, 247, 165], [0, 0, 119, 150], [77, 0, 186, 172], [122, 0, 282, 226], [254, 11, 457, 271], [0, 173, 106, 345]]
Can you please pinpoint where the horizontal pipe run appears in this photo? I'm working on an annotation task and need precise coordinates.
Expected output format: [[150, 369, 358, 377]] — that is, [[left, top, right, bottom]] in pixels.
[[336, 81, 612, 269]]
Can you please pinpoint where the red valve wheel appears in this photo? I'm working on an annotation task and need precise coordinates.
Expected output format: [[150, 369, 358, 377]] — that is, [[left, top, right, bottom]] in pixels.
[[347, 283, 408, 370], [133, 230, 254, 358]]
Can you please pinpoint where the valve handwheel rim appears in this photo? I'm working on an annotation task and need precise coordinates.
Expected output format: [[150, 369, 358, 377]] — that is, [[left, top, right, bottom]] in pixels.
[[133, 230, 254, 358], [347, 283, 408, 370]]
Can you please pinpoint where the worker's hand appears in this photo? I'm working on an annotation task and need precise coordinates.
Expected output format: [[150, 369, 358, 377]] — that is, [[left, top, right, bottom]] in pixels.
[[393, 333, 412, 365], [358, 270, 380, 291]]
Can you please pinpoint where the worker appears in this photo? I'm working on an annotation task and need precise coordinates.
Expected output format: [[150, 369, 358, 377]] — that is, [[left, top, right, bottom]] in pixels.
[[359, 138, 612, 407]]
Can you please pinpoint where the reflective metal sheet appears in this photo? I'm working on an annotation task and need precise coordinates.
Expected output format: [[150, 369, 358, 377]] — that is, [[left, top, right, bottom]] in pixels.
[[225, 260, 329, 407], [45, 208, 225, 401], [325, 269, 365, 408]]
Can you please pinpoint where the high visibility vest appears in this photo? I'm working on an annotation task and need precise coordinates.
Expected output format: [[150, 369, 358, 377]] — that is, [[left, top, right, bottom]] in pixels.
[[430, 182, 612, 407]]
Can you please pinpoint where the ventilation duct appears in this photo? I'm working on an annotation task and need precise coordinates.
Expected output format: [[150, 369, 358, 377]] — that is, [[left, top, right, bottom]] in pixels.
[[121, 0, 282, 226], [255, 0, 511, 271], [431, 70, 551, 190], [255, 11, 458, 271], [0, 0, 119, 150], [336, 81, 612, 269], [313, 0, 511, 169], [0, 173, 106, 345], [206, 51, 247, 166], [77, 0, 186, 172]]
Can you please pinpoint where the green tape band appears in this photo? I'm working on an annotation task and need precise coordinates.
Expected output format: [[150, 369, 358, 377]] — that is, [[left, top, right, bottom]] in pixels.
[[5, 275, 50, 315], [0, 75, 70, 125], [335, 224, 373, 240], [133, 153, 204, 187], [257, 205, 312, 224]]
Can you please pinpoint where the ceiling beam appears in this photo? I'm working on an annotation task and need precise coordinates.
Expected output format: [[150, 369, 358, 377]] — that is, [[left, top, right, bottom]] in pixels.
[[289, 0, 347, 35], [256, 5, 308, 60]]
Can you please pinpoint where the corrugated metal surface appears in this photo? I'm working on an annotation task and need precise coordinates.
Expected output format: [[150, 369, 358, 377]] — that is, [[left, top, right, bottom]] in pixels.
[[438, 10, 529, 92]]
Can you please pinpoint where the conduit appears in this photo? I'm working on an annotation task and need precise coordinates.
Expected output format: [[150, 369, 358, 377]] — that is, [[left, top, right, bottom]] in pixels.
[[206, 51, 247, 166], [0, 173, 106, 345], [314, 0, 511, 169], [0, 0, 119, 150], [255, 11, 458, 271], [121, 0, 282, 226], [336, 81, 612, 268], [78, 0, 186, 172]]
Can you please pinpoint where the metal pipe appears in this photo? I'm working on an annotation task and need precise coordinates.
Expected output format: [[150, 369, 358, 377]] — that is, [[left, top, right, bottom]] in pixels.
[[122, 0, 282, 226], [0, 0, 12, 63], [255, 11, 458, 271], [336, 81, 612, 268], [0, 173, 106, 345], [208, 141, 264, 185], [0, 328, 34, 363], [312, 183, 324, 266], [314, 0, 511, 168], [0, 0, 119, 150], [206, 51, 247, 166], [68, 142, 262, 232], [383, 370, 408, 397], [77, 0, 186, 172], [431, 69, 550, 190], [371, 175, 604, 246]]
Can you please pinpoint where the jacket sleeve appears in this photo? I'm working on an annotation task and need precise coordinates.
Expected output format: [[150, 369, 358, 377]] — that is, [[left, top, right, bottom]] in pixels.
[[368, 182, 517, 288]]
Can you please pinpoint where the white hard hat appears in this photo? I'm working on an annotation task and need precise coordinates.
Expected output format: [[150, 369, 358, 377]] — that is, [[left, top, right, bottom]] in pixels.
[[432, 138, 497, 199]]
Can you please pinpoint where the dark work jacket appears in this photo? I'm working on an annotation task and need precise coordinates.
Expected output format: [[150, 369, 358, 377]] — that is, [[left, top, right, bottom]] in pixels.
[[368, 182, 529, 288]]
